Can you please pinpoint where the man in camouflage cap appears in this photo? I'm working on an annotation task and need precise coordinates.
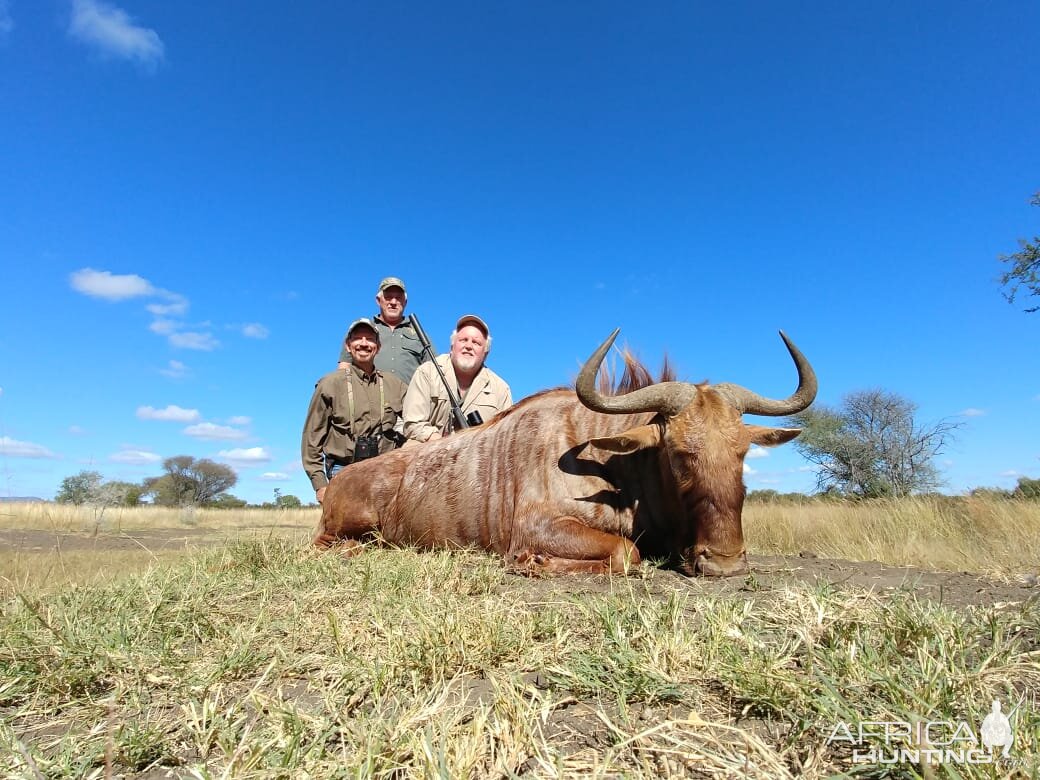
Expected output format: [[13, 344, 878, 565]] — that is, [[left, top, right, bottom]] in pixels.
[[305, 318, 407, 504], [337, 277, 432, 385]]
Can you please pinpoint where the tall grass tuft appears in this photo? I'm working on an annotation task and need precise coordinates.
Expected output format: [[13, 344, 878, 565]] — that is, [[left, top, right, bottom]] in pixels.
[[744, 495, 1040, 578]]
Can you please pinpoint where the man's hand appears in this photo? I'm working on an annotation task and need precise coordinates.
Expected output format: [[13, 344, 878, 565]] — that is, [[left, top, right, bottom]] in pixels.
[[316, 486, 327, 504]]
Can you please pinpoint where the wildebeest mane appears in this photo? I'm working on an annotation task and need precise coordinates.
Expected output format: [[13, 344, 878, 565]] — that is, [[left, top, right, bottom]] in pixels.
[[596, 349, 676, 395], [484, 348, 678, 425]]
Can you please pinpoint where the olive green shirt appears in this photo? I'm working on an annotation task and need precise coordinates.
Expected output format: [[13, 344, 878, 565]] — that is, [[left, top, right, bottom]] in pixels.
[[338, 315, 432, 385], [301, 365, 407, 490]]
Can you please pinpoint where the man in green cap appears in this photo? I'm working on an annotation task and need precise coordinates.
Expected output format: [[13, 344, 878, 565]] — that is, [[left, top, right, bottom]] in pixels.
[[305, 318, 407, 504], [337, 277, 432, 385]]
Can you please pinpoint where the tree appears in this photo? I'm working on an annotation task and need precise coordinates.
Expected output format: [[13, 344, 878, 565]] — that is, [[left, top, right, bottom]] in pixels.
[[1013, 476, 1040, 500], [999, 191, 1040, 313], [208, 493, 249, 509], [55, 470, 103, 504], [100, 480, 144, 507], [275, 493, 302, 509], [144, 456, 237, 507], [787, 389, 962, 498]]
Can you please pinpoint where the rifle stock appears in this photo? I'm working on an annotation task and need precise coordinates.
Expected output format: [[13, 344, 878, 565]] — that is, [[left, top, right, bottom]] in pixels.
[[410, 314, 470, 430]]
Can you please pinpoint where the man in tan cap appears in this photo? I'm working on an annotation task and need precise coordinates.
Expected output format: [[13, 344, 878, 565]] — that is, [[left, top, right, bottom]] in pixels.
[[337, 277, 431, 385], [403, 314, 512, 444], [304, 318, 407, 504]]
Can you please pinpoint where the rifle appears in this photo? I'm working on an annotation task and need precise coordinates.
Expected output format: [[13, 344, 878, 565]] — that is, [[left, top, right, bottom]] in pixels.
[[409, 314, 473, 431]]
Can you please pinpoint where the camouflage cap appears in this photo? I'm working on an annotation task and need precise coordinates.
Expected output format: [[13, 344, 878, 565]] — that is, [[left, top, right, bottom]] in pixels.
[[377, 277, 407, 294], [346, 318, 380, 340], [455, 314, 489, 338]]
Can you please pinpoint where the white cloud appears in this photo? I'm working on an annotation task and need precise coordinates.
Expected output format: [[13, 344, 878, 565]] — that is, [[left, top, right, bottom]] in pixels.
[[70, 267, 155, 300], [146, 294, 188, 317], [71, 268, 224, 352], [0, 437, 58, 459], [68, 0, 164, 66], [68, 425, 87, 435], [169, 331, 219, 351], [159, 360, 189, 379], [137, 404, 200, 422], [149, 318, 177, 335], [227, 416, 252, 426], [241, 323, 269, 339], [109, 448, 161, 464], [746, 445, 769, 460], [743, 463, 756, 475], [999, 470, 1020, 478], [0, 2, 13, 35], [957, 408, 986, 417], [259, 472, 290, 481], [218, 447, 272, 467], [183, 422, 247, 441]]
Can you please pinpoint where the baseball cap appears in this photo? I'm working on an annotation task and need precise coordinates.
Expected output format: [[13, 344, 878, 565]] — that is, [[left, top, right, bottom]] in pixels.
[[377, 277, 407, 294], [455, 314, 489, 338], [346, 318, 380, 339]]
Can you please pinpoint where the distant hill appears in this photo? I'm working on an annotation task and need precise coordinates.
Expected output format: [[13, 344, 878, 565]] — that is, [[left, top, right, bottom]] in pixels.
[[0, 496, 47, 503]]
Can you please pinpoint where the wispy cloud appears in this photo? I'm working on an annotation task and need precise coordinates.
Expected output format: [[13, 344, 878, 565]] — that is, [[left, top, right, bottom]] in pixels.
[[227, 416, 252, 426], [109, 448, 161, 464], [71, 267, 224, 351], [240, 323, 269, 339], [0, 437, 58, 459], [957, 408, 987, 417], [70, 268, 155, 300], [746, 445, 769, 459], [137, 404, 200, 422], [183, 422, 247, 441], [169, 331, 219, 351], [68, 425, 87, 435], [999, 470, 1020, 478], [159, 360, 189, 379], [146, 295, 188, 317], [259, 472, 290, 481], [218, 447, 272, 467], [0, 1, 14, 36], [68, 0, 164, 67]]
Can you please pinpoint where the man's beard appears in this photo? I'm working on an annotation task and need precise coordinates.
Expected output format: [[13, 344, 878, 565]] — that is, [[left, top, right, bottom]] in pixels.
[[453, 354, 481, 373]]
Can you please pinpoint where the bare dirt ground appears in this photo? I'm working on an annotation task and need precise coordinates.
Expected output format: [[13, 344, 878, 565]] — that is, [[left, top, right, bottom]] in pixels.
[[1, 526, 1035, 608]]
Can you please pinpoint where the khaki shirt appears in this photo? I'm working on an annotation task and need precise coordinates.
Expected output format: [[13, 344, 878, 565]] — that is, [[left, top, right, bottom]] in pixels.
[[403, 354, 512, 443], [301, 365, 407, 490], [338, 315, 432, 385]]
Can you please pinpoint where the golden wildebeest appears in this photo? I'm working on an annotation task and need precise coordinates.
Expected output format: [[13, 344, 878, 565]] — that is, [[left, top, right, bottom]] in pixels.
[[314, 329, 816, 576]]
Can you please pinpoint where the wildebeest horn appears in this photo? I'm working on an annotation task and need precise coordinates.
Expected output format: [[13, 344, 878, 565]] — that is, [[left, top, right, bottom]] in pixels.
[[575, 329, 700, 416], [575, 329, 817, 418], [711, 331, 817, 416]]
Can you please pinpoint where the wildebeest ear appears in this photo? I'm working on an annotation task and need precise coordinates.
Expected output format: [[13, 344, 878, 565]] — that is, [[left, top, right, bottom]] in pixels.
[[589, 424, 661, 453], [747, 425, 801, 447]]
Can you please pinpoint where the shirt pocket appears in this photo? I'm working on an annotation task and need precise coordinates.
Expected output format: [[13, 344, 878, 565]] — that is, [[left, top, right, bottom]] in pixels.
[[399, 329, 425, 359]]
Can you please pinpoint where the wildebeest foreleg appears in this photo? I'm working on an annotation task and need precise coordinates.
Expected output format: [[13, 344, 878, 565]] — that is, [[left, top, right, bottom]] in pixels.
[[511, 516, 641, 575]]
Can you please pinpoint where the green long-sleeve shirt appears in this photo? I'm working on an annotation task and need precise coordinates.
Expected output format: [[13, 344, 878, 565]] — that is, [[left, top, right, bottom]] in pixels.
[[301, 365, 406, 490]]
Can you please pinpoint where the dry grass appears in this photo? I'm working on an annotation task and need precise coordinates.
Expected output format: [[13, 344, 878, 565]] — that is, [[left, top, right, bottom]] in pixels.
[[744, 495, 1040, 579], [0, 540, 1036, 778], [0, 503, 321, 596], [0, 502, 320, 534]]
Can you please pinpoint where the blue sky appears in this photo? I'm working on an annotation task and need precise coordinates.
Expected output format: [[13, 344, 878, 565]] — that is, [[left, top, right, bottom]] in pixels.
[[1, 1, 1037, 504]]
